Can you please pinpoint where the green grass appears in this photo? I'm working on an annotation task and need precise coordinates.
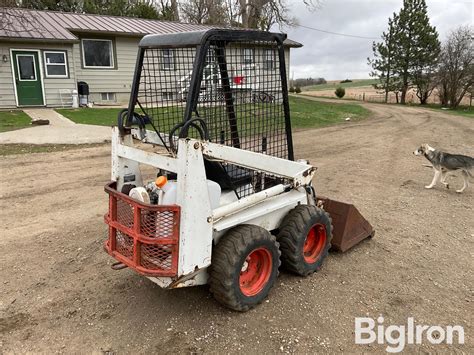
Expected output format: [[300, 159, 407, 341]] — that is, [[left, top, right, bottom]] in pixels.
[[289, 95, 370, 128], [302, 79, 378, 92], [56, 108, 125, 126], [0, 110, 32, 132], [422, 104, 473, 118], [0, 143, 107, 156], [57, 96, 370, 131]]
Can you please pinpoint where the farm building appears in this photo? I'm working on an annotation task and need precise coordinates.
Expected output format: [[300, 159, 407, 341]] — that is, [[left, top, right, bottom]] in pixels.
[[0, 8, 301, 108]]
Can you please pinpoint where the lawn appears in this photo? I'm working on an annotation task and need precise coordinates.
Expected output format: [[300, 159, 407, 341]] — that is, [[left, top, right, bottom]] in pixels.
[[424, 104, 473, 118], [302, 79, 378, 92], [56, 108, 125, 126], [0, 110, 32, 132], [289, 95, 370, 128], [57, 96, 370, 130]]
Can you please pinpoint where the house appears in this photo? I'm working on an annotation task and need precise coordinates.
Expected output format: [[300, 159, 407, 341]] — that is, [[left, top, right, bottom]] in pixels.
[[0, 8, 301, 108]]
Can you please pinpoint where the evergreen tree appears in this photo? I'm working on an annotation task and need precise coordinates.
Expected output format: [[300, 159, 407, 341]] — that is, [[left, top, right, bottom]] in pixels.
[[369, 0, 440, 104], [393, 0, 440, 104], [369, 13, 401, 103]]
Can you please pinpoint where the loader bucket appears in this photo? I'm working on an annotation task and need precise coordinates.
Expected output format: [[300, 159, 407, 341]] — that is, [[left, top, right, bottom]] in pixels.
[[317, 197, 374, 252]]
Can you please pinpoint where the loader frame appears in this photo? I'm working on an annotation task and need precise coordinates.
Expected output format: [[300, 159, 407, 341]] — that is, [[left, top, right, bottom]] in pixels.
[[110, 126, 315, 288]]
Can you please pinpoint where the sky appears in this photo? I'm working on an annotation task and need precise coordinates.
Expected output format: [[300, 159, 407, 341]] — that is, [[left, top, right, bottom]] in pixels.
[[276, 0, 473, 80]]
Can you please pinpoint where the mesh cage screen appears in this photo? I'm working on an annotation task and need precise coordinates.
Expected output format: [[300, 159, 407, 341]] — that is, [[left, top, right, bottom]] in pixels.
[[134, 37, 291, 198], [138, 47, 198, 150]]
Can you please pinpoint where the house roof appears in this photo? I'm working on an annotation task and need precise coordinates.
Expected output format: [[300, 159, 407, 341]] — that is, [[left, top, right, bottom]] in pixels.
[[0, 8, 302, 48]]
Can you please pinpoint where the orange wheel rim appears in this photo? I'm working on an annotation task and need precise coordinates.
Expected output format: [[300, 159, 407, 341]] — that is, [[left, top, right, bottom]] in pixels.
[[303, 224, 327, 263], [239, 248, 273, 296]]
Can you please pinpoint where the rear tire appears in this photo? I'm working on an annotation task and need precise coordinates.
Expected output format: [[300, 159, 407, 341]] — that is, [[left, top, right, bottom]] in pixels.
[[277, 205, 332, 276], [209, 225, 280, 311]]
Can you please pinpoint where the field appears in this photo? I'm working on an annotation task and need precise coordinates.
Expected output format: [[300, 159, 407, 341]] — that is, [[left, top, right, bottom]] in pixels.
[[301, 79, 378, 92], [302, 79, 472, 106], [1, 101, 472, 353]]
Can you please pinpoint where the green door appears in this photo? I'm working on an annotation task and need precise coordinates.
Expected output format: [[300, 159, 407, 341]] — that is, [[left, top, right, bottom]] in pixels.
[[12, 50, 44, 106]]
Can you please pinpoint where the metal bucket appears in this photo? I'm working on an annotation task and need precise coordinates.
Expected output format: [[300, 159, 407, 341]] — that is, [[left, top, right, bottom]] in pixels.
[[317, 197, 374, 252]]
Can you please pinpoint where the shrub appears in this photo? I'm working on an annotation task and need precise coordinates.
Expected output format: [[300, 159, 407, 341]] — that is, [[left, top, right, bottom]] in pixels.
[[335, 87, 345, 98], [340, 79, 352, 83], [295, 86, 302, 94], [289, 86, 295, 93]]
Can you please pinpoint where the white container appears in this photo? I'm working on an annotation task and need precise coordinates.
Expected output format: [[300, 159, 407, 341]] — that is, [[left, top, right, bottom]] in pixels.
[[129, 187, 150, 204], [159, 180, 221, 209], [71, 90, 79, 108]]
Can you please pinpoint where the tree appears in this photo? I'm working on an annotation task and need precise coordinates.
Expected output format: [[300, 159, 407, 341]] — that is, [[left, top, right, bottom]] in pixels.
[[437, 26, 473, 108], [180, 0, 228, 25], [369, 0, 440, 104], [335, 87, 345, 98], [369, 13, 401, 103], [393, 0, 440, 104], [181, 0, 319, 30], [413, 64, 438, 104]]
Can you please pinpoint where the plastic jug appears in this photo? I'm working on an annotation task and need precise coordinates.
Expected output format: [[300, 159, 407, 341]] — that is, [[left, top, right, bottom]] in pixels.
[[156, 176, 221, 208]]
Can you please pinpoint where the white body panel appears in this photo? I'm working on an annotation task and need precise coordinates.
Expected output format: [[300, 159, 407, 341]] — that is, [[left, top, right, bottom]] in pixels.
[[110, 128, 315, 288]]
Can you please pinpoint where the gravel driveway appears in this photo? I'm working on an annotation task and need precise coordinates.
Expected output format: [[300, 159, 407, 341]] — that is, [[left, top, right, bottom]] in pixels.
[[0, 102, 472, 353]]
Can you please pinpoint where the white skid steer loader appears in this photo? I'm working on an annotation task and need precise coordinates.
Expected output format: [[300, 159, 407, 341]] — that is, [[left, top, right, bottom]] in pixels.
[[104, 29, 374, 311]]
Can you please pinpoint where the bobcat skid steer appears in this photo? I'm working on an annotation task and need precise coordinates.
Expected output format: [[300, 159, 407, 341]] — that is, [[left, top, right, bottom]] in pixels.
[[103, 29, 374, 311]]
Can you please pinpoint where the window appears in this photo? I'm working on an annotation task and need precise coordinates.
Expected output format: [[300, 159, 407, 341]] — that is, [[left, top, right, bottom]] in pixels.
[[16, 55, 37, 81], [43, 51, 68, 78], [162, 92, 174, 101], [101, 92, 116, 101], [82, 39, 114, 68], [161, 49, 174, 70], [263, 49, 275, 70], [243, 48, 254, 65]]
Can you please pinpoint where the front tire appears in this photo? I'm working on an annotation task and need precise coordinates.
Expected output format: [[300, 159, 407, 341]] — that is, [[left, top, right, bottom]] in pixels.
[[277, 205, 332, 276], [209, 225, 280, 311]]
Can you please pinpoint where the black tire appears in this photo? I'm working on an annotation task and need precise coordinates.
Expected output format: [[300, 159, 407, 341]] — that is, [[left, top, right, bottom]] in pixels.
[[209, 225, 280, 312], [277, 205, 332, 276]]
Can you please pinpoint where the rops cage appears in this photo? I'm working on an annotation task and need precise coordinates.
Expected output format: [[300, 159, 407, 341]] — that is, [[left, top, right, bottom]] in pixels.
[[122, 29, 294, 199]]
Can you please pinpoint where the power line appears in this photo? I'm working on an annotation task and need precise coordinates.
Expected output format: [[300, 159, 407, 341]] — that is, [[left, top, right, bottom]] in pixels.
[[295, 24, 379, 40]]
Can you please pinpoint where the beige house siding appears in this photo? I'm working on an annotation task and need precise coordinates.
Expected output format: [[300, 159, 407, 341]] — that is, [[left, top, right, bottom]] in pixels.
[[72, 36, 139, 104], [0, 36, 293, 108], [0, 41, 76, 108]]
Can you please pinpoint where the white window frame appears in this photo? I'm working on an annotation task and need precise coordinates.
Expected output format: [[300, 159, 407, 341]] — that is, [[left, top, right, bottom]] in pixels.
[[263, 49, 275, 70], [243, 48, 254, 65], [162, 92, 174, 101], [161, 49, 174, 70], [43, 51, 68, 78], [101, 92, 116, 101], [81, 39, 114, 69], [16, 54, 37, 82]]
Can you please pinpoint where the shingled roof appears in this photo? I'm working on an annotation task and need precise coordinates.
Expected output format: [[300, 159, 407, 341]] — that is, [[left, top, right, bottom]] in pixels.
[[0, 8, 302, 47]]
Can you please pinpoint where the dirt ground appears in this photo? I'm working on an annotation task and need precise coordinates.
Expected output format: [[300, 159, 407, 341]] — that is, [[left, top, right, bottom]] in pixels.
[[1, 101, 473, 353]]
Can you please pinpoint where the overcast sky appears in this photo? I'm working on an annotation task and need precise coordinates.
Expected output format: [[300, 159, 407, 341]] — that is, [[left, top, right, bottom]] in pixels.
[[276, 0, 473, 80]]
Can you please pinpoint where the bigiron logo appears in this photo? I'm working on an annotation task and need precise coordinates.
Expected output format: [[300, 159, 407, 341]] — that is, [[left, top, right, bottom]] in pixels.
[[354, 316, 465, 353]]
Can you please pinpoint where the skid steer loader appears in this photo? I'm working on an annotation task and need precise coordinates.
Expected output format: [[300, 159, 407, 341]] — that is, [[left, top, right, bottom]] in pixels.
[[104, 29, 374, 311]]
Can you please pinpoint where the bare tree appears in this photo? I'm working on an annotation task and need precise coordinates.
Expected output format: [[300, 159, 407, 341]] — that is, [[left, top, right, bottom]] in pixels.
[[437, 26, 474, 108], [181, 0, 319, 30], [413, 64, 438, 104], [180, 0, 228, 25]]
